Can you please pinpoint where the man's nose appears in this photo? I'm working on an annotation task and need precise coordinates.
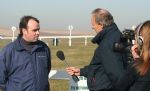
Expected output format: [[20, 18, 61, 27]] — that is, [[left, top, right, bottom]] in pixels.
[[36, 30, 40, 35]]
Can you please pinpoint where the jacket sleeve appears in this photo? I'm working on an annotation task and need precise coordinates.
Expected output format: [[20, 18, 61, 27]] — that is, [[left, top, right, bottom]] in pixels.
[[80, 50, 103, 77], [80, 66, 89, 77], [0, 49, 7, 90], [46, 47, 51, 73]]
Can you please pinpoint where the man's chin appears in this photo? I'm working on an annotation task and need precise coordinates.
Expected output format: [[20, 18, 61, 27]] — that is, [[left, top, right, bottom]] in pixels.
[[32, 39, 38, 42], [34, 39, 38, 42]]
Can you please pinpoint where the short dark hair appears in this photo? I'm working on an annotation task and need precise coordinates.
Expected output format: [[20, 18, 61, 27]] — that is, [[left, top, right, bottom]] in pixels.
[[19, 15, 39, 36], [92, 8, 114, 27]]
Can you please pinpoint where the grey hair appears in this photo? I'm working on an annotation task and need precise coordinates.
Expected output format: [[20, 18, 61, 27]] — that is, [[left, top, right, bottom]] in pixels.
[[92, 8, 114, 27]]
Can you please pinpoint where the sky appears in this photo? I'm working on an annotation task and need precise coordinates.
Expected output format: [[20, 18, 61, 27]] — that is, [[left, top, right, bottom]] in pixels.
[[0, 0, 150, 32]]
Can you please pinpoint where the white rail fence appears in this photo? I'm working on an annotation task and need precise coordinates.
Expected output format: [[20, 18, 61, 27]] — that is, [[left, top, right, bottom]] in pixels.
[[0, 35, 94, 46]]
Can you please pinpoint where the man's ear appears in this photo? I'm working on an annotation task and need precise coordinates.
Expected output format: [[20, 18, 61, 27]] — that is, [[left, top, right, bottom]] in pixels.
[[98, 23, 104, 29], [22, 28, 27, 34]]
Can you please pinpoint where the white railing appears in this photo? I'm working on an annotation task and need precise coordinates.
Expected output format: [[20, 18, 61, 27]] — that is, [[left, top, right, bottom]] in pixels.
[[1, 35, 94, 46]]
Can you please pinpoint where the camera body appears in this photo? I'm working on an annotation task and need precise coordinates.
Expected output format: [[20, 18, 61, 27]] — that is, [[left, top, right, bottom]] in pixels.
[[113, 29, 135, 62]]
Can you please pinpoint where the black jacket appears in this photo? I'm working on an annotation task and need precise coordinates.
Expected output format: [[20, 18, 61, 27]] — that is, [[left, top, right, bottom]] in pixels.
[[80, 23, 126, 91], [116, 65, 150, 91]]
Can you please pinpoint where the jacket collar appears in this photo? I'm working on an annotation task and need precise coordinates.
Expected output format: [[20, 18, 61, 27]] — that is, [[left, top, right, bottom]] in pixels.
[[92, 23, 118, 44], [14, 36, 42, 52]]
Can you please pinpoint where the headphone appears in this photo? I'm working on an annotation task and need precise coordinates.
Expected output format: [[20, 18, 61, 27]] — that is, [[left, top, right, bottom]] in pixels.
[[136, 23, 144, 51]]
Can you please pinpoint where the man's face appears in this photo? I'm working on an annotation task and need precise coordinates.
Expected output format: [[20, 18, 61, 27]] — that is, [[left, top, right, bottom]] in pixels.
[[91, 15, 103, 33], [23, 19, 40, 42]]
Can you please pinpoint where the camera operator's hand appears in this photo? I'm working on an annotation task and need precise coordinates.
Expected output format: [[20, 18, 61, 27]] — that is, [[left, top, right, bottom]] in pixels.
[[66, 67, 80, 76], [131, 44, 140, 60]]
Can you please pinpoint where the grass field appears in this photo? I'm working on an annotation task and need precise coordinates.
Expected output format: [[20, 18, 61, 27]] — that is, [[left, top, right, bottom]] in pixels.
[[0, 38, 96, 91]]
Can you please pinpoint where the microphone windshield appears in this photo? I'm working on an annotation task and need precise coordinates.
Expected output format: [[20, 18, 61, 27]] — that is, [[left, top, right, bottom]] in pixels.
[[56, 50, 65, 61]]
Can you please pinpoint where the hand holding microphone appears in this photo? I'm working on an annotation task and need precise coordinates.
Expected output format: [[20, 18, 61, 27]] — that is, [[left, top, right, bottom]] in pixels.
[[66, 67, 80, 76], [56, 50, 79, 83]]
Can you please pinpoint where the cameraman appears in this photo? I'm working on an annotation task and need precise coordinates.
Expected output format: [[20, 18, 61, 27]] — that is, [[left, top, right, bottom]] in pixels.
[[116, 20, 150, 91]]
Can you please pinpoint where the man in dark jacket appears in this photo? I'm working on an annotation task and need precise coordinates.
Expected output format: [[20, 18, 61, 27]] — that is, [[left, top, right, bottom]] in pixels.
[[0, 16, 51, 91], [66, 8, 126, 91]]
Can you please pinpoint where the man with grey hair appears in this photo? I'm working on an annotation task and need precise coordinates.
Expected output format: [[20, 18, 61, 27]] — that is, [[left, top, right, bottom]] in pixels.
[[66, 8, 126, 91]]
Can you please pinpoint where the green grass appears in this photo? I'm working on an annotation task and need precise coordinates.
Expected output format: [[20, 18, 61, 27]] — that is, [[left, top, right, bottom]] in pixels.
[[0, 38, 96, 91], [42, 38, 96, 70], [0, 39, 11, 48], [50, 79, 69, 91]]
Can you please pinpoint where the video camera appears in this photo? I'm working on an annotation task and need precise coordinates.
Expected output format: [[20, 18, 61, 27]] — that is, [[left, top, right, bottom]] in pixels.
[[113, 29, 135, 62]]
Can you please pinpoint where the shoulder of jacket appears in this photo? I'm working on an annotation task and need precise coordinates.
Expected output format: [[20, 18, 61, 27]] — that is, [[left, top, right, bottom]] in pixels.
[[1, 42, 15, 56], [38, 40, 46, 45], [37, 40, 49, 49], [4, 42, 15, 51]]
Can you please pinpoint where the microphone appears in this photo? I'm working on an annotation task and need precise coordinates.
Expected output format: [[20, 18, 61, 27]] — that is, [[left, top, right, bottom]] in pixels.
[[56, 50, 79, 83]]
